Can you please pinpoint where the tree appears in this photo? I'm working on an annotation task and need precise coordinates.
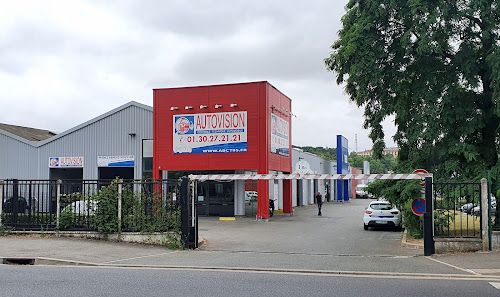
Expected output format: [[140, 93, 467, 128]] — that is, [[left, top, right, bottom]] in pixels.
[[348, 152, 397, 173], [325, 1, 500, 226], [294, 146, 337, 161], [348, 152, 364, 169]]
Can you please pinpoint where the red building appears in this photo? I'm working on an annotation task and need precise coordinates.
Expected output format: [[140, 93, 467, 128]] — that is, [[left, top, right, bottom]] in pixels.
[[153, 81, 292, 220]]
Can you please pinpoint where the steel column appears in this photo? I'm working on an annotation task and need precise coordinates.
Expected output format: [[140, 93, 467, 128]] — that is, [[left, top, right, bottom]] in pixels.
[[180, 177, 189, 248], [424, 176, 435, 256]]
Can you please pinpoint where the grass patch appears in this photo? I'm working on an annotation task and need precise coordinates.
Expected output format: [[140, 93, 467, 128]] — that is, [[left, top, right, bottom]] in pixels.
[[435, 209, 481, 237]]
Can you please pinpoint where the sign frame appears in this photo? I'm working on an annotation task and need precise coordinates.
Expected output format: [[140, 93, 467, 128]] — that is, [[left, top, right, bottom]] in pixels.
[[412, 198, 426, 216], [173, 111, 248, 154], [49, 157, 84, 168]]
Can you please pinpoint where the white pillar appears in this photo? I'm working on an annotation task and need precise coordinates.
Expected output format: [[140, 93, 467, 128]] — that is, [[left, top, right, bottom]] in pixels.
[[277, 179, 283, 210], [481, 178, 489, 251], [234, 180, 245, 216]]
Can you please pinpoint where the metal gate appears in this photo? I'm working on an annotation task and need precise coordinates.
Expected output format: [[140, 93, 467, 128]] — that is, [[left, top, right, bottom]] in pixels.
[[433, 182, 482, 238]]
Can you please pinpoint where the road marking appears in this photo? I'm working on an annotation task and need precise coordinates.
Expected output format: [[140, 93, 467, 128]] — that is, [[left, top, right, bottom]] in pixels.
[[32, 264, 500, 281], [219, 217, 236, 221], [489, 282, 500, 289], [101, 251, 178, 264], [426, 257, 480, 275]]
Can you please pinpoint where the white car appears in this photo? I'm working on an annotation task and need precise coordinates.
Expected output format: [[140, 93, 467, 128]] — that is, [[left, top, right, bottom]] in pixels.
[[62, 200, 97, 215], [363, 201, 402, 231], [244, 191, 257, 202], [471, 197, 497, 216], [355, 184, 368, 198], [356, 184, 374, 199]]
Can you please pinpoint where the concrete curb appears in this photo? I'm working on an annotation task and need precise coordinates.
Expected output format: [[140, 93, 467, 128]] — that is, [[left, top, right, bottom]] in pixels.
[[4, 257, 499, 281], [3, 231, 183, 247], [401, 229, 424, 250]]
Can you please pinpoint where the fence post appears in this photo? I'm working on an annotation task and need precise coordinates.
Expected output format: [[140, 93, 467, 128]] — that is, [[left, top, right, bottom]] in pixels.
[[488, 171, 492, 251], [180, 177, 189, 249], [0, 180, 3, 228], [117, 179, 123, 233], [190, 179, 198, 249], [56, 180, 62, 229], [481, 178, 489, 251], [424, 176, 435, 256]]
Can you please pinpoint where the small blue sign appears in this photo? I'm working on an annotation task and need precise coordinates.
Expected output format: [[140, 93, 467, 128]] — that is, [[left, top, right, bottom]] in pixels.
[[412, 199, 426, 216]]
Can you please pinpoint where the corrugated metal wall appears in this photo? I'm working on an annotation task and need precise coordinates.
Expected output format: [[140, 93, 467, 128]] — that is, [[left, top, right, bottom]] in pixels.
[[1, 103, 153, 180], [0, 133, 39, 179]]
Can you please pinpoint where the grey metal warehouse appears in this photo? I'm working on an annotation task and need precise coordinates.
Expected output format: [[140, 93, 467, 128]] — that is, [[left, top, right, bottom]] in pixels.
[[1, 101, 345, 215], [0, 101, 153, 181]]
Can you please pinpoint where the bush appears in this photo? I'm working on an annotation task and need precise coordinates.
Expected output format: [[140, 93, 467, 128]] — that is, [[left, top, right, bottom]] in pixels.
[[92, 179, 181, 235], [401, 200, 423, 238], [58, 207, 76, 230], [93, 180, 120, 234]]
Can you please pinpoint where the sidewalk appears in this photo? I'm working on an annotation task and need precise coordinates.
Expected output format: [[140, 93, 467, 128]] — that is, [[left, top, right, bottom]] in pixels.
[[1, 200, 499, 279]]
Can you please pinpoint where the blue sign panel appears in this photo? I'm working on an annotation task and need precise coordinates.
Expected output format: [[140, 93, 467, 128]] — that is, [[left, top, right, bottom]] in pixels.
[[336, 135, 350, 202]]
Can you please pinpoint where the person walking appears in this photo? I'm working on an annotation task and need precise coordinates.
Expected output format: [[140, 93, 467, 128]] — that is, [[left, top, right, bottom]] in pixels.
[[315, 191, 323, 216]]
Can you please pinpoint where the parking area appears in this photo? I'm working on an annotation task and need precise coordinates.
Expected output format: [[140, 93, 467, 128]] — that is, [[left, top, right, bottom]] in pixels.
[[198, 198, 421, 257]]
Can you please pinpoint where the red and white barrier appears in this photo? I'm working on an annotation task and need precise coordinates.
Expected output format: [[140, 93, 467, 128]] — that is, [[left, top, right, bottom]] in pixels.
[[189, 173, 426, 181]]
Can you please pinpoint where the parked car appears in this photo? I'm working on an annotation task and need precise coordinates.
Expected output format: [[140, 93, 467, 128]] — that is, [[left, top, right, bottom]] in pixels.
[[3, 196, 38, 214], [471, 197, 497, 216], [62, 200, 97, 215], [356, 184, 374, 199], [460, 203, 477, 214], [244, 191, 258, 202], [363, 201, 402, 231]]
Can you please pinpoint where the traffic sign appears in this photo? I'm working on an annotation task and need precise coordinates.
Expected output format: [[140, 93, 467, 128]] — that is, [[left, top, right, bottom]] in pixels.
[[412, 198, 426, 216], [413, 169, 428, 187], [295, 160, 312, 175]]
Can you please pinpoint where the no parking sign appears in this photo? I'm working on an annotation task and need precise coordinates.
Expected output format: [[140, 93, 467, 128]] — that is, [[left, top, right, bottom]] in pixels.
[[411, 198, 426, 216], [413, 169, 428, 187]]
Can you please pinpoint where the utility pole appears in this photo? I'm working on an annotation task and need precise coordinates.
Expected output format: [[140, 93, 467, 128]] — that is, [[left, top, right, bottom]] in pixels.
[[355, 134, 358, 153]]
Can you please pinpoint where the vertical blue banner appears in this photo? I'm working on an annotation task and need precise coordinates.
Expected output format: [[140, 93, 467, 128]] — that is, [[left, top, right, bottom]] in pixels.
[[336, 135, 350, 202]]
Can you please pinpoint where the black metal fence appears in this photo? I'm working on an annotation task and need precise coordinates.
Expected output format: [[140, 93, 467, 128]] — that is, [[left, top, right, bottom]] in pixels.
[[433, 182, 482, 238], [0, 179, 181, 233]]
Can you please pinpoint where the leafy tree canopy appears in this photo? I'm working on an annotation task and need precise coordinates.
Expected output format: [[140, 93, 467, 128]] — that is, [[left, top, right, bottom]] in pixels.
[[349, 152, 397, 173], [326, 0, 500, 226], [325, 0, 500, 185], [293, 145, 337, 161]]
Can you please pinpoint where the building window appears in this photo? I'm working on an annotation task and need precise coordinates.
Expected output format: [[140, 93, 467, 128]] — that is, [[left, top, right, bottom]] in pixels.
[[142, 139, 153, 179]]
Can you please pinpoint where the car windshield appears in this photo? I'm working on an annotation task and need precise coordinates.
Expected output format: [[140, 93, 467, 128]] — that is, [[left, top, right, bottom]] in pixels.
[[370, 203, 392, 210]]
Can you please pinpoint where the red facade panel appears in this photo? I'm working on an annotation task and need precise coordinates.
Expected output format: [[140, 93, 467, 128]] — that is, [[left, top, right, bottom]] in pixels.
[[153, 81, 291, 175]]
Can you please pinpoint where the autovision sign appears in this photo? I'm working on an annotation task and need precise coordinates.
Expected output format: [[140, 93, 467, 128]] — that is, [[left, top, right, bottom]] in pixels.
[[173, 111, 247, 154], [49, 157, 84, 168], [271, 114, 289, 157]]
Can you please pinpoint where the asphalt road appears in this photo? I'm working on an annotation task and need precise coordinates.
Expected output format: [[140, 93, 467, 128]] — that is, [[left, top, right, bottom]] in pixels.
[[1, 265, 499, 297], [199, 199, 419, 257]]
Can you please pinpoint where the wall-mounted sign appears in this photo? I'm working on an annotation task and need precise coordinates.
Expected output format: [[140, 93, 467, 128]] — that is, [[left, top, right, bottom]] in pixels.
[[295, 160, 311, 175], [98, 155, 135, 167], [271, 114, 289, 157], [173, 112, 247, 154], [49, 157, 84, 168]]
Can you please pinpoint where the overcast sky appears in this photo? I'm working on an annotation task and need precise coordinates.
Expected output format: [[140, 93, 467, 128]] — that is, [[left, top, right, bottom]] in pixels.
[[1, 0, 396, 152]]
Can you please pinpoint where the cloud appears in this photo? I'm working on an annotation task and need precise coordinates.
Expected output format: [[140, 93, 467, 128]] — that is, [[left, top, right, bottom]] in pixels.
[[0, 0, 396, 152]]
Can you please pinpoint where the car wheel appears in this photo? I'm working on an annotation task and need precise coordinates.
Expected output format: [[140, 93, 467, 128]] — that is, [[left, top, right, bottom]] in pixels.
[[364, 224, 368, 230], [394, 224, 402, 232]]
